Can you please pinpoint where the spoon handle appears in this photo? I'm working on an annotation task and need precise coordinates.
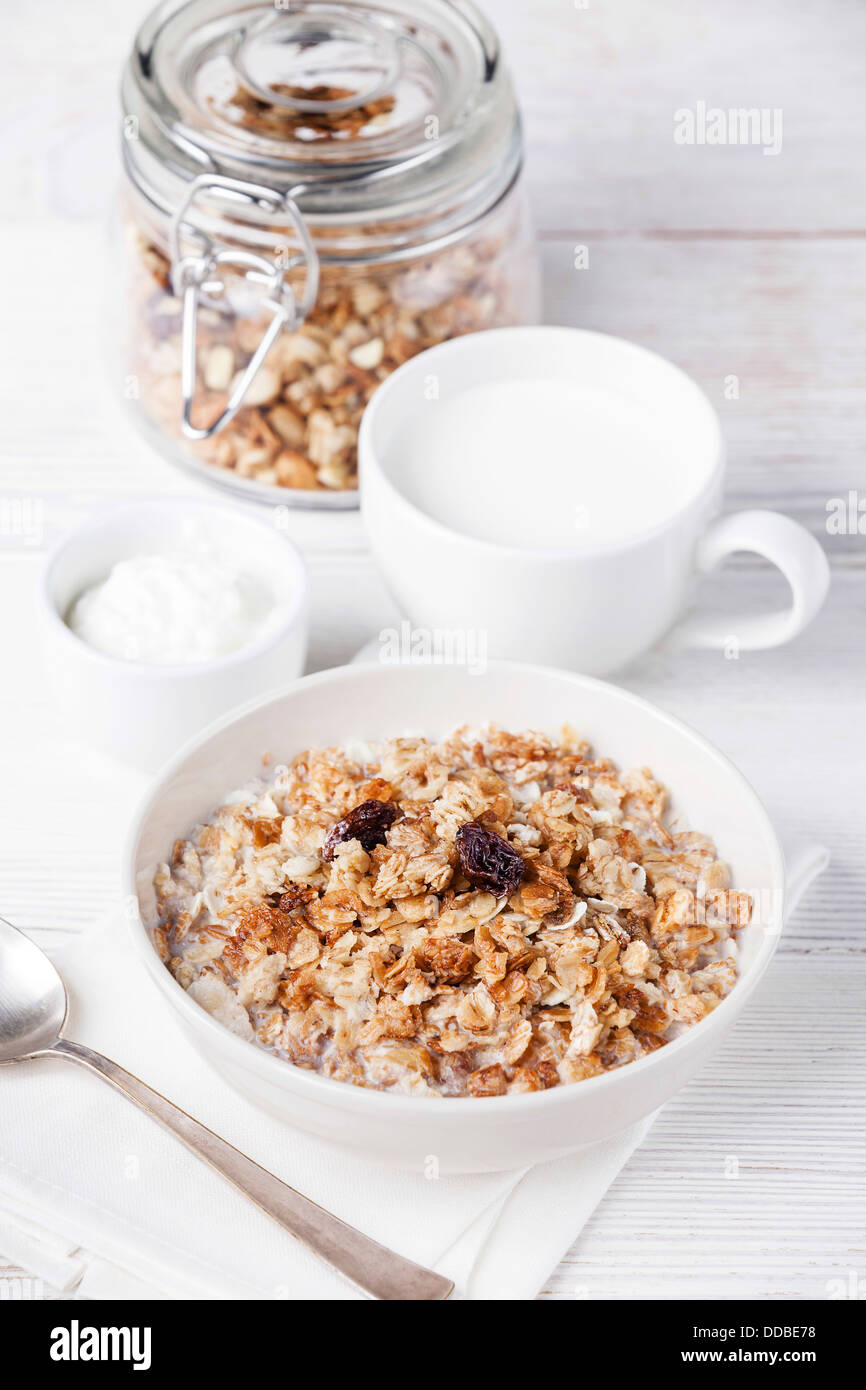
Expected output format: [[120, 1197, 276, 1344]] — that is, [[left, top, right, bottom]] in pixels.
[[50, 1038, 452, 1301]]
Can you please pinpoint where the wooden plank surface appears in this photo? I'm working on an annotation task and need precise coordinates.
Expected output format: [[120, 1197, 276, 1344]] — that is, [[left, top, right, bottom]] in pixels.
[[0, 0, 863, 1302], [541, 237, 866, 548], [506, 0, 866, 233]]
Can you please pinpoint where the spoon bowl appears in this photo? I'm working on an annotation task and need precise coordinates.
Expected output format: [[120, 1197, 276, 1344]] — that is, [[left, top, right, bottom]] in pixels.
[[0, 916, 66, 1060]]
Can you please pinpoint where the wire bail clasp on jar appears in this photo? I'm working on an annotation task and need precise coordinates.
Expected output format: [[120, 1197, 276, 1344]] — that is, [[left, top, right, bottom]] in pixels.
[[170, 174, 320, 441]]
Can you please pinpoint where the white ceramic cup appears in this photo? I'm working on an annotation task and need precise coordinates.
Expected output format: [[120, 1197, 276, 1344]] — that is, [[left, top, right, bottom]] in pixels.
[[359, 327, 830, 674], [39, 498, 309, 770]]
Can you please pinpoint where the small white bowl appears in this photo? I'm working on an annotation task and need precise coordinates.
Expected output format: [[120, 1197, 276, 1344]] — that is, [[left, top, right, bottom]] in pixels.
[[39, 498, 309, 770], [126, 661, 785, 1173]]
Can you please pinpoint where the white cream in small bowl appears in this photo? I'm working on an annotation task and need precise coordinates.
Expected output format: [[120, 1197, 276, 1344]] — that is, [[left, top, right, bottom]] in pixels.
[[68, 537, 280, 666], [40, 499, 308, 769]]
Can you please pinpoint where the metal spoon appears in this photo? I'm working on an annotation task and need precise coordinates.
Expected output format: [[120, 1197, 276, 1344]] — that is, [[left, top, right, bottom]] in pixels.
[[0, 916, 452, 1301]]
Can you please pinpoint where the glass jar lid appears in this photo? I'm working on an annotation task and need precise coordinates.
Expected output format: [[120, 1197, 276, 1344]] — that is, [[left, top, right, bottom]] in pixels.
[[123, 0, 522, 236]]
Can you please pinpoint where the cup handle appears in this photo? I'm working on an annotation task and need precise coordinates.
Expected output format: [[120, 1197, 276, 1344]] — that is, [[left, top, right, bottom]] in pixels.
[[664, 509, 830, 652]]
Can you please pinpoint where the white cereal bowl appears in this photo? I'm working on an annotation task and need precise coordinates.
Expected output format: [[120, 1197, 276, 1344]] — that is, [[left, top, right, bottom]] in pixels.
[[39, 498, 309, 771], [125, 661, 785, 1174]]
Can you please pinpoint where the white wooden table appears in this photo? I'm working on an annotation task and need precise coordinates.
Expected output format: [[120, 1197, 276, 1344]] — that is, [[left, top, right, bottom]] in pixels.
[[1, 0, 863, 1300]]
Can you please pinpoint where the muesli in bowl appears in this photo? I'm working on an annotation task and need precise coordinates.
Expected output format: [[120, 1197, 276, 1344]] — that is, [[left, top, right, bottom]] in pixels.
[[152, 725, 752, 1098]]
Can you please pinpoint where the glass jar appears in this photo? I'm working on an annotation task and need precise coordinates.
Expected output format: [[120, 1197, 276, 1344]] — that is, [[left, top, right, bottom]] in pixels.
[[120, 0, 540, 508]]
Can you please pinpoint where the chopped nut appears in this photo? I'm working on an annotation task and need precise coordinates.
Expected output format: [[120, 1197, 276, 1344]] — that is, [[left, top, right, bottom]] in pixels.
[[348, 337, 384, 370], [351, 281, 385, 316], [231, 364, 281, 407], [307, 408, 355, 467], [316, 461, 352, 489], [269, 404, 307, 448], [203, 344, 235, 391], [271, 332, 327, 370], [276, 450, 318, 488]]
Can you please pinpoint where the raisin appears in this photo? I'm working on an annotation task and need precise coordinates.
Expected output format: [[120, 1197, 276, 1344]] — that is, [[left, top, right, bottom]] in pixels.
[[455, 821, 526, 898], [322, 799, 398, 861]]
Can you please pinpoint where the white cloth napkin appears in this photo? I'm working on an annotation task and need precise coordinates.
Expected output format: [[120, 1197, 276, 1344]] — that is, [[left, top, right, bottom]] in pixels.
[[0, 845, 827, 1301]]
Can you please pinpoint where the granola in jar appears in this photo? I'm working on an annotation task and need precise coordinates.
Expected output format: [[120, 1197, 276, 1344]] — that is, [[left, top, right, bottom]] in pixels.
[[153, 726, 752, 1098], [119, 0, 539, 502]]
